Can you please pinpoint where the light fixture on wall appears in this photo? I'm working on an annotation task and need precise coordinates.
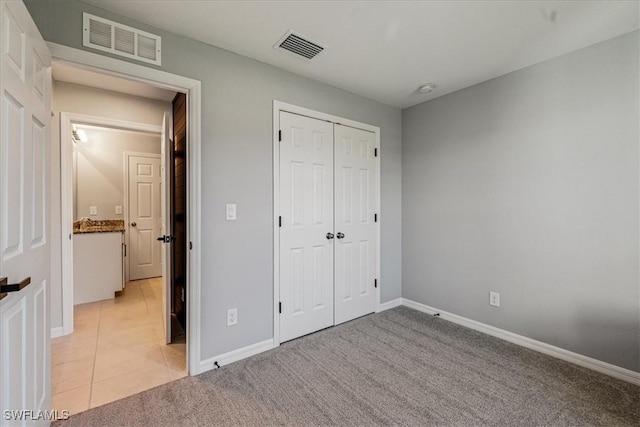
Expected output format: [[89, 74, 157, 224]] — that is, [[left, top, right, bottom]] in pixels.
[[76, 129, 88, 143], [418, 83, 437, 94], [72, 125, 88, 143]]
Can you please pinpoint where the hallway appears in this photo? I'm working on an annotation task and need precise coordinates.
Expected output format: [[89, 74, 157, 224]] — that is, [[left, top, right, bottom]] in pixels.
[[51, 278, 186, 415]]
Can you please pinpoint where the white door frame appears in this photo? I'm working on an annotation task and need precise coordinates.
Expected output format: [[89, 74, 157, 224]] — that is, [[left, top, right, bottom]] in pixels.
[[124, 151, 162, 282], [272, 100, 381, 346], [50, 42, 203, 375]]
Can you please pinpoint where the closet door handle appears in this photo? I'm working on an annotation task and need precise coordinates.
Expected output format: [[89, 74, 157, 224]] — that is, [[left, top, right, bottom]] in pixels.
[[326, 232, 335, 240], [336, 232, 345, 239]]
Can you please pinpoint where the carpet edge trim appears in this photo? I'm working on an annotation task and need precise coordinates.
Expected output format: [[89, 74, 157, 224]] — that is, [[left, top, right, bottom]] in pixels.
[[402, 298, 640, 386], [200, 338, 275, 373]]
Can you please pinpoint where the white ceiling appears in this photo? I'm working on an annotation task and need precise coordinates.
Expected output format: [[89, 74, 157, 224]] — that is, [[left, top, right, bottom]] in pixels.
[[53, 61, 176, 102], [82, 0, 639, 109]]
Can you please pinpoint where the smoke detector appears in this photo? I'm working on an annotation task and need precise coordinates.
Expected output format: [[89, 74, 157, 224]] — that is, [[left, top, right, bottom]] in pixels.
[[418, 83, 437, 94]]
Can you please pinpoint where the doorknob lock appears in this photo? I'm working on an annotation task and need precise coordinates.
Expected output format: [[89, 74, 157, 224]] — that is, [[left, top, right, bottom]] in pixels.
[[131, 222, 137, 227], [326, 232, 335, 240], [336, 232, 345, 239]]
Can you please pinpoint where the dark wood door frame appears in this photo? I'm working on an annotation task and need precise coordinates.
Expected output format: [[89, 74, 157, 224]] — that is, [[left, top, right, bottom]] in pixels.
[[172, 93, 188, 335]]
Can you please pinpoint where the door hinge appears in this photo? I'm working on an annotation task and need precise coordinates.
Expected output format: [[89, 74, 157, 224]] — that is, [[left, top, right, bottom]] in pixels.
[[374, 278, 378, 288], [374, 213, 378, 223], [189, 241, 193, 250], [374, 148, 378, 157], [279, 216, 282, 227], [279, 302, 282, 314], [278, 130, 282, 142]]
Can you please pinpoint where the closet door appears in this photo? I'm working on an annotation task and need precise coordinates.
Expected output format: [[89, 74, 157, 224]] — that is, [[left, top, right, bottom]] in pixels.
[[334, 124, 377, 324], [279, 112, 334, 342]]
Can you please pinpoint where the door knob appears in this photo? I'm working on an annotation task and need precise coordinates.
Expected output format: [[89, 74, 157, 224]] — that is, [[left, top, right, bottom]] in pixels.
[[336, 232, 345, 239], [326, 232, 335, 240], [131, 222, 137, 227]]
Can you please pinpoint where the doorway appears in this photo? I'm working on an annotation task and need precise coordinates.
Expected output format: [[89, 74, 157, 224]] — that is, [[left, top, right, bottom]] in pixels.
[[47, 42, 202, 380], [273, 102, 382, 345], [52, 66, 191, 414], [56, 111, 185, 413]]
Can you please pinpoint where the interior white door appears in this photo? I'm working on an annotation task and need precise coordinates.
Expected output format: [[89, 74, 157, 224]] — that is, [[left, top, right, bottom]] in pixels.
[[0, 0, 52, 422], [128, 154, 162, 281], [334, 124, 377, 325], [279, 112, 334, 342], [160, 113, 172, 344]]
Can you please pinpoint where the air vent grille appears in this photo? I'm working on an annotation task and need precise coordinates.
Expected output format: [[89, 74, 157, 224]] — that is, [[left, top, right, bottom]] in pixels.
[[275, 30, 325, 61], [83, 13, 161, 66], [89, 19, 111, 48], [114, 27, 135, 55]]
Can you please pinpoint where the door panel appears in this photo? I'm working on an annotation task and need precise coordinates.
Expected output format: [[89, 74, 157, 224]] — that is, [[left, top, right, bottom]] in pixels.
[[279, 112, 334, 342], [334, 125, 377, 325], [0, 0, 52, 421], [128, 155, 162, 280], [160, 112, 172, 343]]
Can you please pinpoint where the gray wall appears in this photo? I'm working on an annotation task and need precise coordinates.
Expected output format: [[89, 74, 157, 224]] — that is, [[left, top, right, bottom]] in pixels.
[[74, 128, 160, 220], [26, 1, 402, 359], [402, 31, 639, 372]]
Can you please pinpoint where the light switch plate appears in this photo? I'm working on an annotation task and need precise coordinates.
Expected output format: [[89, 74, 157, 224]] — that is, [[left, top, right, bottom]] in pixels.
[[115, 205, 123, 215], [226, 204, 237, 221], [89, 206, 97, 216]]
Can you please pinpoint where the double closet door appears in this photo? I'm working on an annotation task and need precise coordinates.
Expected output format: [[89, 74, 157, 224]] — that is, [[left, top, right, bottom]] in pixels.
[[279, 111, 377, 343]]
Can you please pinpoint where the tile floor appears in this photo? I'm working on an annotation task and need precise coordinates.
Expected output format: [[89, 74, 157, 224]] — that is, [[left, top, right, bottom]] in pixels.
[[51, 278, 186, 415]]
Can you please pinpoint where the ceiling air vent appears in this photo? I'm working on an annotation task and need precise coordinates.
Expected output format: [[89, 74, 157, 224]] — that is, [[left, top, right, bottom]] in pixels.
[[274, 30, 325, 61], [83, 13, 161, 66]]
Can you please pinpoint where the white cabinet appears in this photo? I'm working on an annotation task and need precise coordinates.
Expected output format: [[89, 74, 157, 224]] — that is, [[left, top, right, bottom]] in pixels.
[[73, 232, 124, 304]]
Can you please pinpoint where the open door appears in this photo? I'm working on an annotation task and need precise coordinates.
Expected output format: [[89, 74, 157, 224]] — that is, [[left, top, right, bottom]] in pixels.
[[160, 112, 172, 344], [0, 0, 52, 419]]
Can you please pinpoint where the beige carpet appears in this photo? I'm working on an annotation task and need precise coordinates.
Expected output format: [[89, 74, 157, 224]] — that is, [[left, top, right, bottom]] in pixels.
[[54, 306, 639, 426]]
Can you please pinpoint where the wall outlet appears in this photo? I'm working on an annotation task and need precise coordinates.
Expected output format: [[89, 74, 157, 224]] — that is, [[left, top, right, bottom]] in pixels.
[[227, 308, 238, 326], [115, 205, 123, 215], [89, 206, 97, 216], [489, 291, 500, 307]]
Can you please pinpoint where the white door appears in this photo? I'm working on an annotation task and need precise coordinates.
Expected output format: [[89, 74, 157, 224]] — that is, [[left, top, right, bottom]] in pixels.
[[160, 113, 172, 343], [334, 125, 377, 324], [128, 154, 162, 280], [279, 112, 334, 342], [0, 0, 52, 422]]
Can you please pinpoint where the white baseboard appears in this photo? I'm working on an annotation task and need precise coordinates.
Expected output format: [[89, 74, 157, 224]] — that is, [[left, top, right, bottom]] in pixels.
[[402, 298, 640, 386], [199, 339, 274, 373], [50, 327, 64, 339], [378, 298, 403, 312]]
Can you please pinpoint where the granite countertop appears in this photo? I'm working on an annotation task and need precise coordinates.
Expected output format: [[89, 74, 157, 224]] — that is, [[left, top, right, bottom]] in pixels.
[[73, 219, 125, 234]]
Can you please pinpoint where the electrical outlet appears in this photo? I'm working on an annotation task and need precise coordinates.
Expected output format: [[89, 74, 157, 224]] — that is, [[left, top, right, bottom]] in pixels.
[[89, 206, 97, 216], [489, 291, 500, 307], [115, 205, 123, 215], [227, 308, 238, 326]]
